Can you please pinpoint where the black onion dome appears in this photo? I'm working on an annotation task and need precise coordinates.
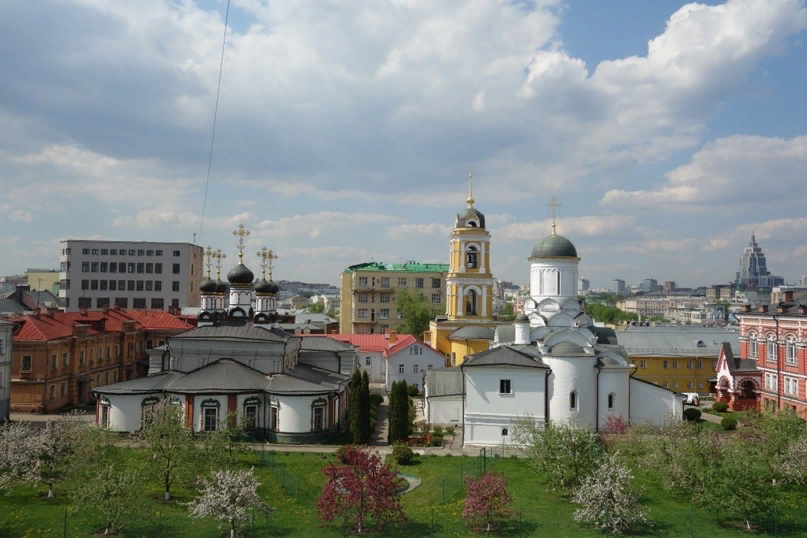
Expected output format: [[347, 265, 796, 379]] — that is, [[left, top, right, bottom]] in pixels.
[[227, 263, 254, 285], [530, 234, 578, 259], [215, 279, 228, 293], [255, 279, 280, 295], [199, 276, 217, 293]]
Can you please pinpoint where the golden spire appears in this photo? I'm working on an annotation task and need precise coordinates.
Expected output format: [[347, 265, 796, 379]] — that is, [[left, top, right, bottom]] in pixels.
[[214, 249, 226, 280], [257, 247, 279, 281], [232, 224, 250, 264], [204, 246, 214, 278], [548, 195, 561, 236], [466, 166, 475, 208]]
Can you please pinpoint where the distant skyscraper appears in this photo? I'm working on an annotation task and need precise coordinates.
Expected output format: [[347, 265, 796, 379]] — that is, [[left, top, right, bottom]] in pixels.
[[578, 278, 590, 292], [639, 278, 658, 293], [610, 279, 626, 294], [735, 234, 784, 289]]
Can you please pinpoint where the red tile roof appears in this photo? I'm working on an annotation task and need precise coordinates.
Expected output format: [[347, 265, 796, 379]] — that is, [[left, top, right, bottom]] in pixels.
[[385, 334, 433, 357], [10, 309, 190, 341], [326, 334, 389, 353]]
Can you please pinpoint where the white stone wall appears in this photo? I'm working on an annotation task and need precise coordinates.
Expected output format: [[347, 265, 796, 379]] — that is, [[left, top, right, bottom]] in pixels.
[[275, 394, 320, 432], [385, 344, 445, 392], [629, 378, 683, 424], [426, 396, 462, 424], [357, 351, 385, 383], [104, 393, 169, 432], [529, 259, 579, 304], [464, 367, 546, 446], [542, 356, 597, 428], [598, 371, 630, 429]]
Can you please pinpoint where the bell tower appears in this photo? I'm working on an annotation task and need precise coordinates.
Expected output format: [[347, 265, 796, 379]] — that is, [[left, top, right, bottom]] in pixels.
[[446, 168, 494, 321]]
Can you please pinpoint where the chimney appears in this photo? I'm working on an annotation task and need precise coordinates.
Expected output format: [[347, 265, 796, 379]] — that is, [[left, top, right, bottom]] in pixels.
[[388, 331, 397, 347], [422, 330, 431, 343], [80, 307, 88, 316], [113, 303, 121, 310], [39, 306, 49, 316], [777, 303, 788, 314], [784, 291, 794, 302], [760, 304, 768, 313], [102, 304, 110, 313]]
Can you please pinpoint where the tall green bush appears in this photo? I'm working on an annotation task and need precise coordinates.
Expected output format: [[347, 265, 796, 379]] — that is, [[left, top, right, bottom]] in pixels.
[[349, 369, 363, 444], [361, 371, 371, 442]]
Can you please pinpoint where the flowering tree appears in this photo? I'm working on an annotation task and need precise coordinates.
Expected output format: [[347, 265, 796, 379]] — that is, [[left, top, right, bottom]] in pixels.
[[139, 399, 196, 500], [70, 464, 145, 535], [187, 468, 271, 538], [779, 435, 807, 484], [0, 421, 35, 489], [601, 415, 629, 435], [318, 445, 406, 533], [572, 453, 650, 535], [463, 472, 513, 532], [25, 414, 86, 497]]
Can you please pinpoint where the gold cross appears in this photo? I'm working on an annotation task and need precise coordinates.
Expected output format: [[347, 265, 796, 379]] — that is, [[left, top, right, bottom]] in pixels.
[[547, 195, 561, 235], [466, 165, 475, 208], [232, 224, 250, 263], [257, 247, 279, 280], [213, 249, 226, 279], [204, 246, 214, 277]]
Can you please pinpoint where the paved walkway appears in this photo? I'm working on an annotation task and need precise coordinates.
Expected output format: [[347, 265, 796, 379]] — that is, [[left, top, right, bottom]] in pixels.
[[371, 394, 390, 446], [685, 404, 722, 424]]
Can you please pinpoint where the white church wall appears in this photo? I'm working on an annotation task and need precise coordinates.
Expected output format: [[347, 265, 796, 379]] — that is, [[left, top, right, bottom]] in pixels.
[[298, 351, 340, 374], [192, 394, 229, 432], [543, 356, 597, 429], [629, 378, 684, 424], [385, 345, 445, 392], [275, 394, 319, 433], [105, 393, 164, 432], [427, 396, 463, 424], [464, 368, 546, 446], [529, 259, 579, 303], [598, 371, 630, 429]]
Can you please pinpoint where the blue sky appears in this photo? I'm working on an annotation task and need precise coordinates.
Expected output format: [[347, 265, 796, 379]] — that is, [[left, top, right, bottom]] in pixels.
[[2, 0, 807, 288]]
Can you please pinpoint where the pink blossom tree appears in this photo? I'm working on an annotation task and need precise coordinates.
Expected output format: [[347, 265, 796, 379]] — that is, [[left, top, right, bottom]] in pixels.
[[318, 445, 406, 533], [462, 472, 513, 532], [602, 415, 629, 435], [187, 468, 272, 538]]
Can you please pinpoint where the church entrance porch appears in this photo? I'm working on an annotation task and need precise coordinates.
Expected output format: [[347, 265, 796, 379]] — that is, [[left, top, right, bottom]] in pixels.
[[729, 379, 759, 411]]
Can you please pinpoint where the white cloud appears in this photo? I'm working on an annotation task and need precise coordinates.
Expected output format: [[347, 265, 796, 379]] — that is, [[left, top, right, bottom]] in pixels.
[[386, 223, 452, 239], [615, 238, 701, 254], [113, 211, 255, 230], [704, 217, 807, 250], [8, 209, 33, 222], [602, 135, 807, 209], [256, 212, 396, 239], [497, 215, 638, 241]]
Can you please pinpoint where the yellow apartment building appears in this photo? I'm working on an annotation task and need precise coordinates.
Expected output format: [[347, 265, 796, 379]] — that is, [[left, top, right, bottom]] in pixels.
[[339, 262, 449, 334], [615, 326, 740, 393]]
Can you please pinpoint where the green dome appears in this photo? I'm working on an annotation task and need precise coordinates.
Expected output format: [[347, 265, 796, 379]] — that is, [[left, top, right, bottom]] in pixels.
[[530, 234, 578, 259]]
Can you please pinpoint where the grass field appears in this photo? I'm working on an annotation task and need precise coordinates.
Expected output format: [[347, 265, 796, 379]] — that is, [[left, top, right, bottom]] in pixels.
[[1, 449, 806, 537]]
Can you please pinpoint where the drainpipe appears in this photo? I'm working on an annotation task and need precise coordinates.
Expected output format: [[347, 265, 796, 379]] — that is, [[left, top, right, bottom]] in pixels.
[[460, 364, 466, 447], [544, 370, 550, 425]]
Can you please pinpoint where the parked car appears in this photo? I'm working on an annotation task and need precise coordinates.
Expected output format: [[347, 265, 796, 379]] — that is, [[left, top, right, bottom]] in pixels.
[[683, 393, 700, 406]]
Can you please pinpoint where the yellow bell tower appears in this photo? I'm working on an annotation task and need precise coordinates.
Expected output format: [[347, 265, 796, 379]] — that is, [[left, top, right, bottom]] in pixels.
[[429, 169, 497, 365]]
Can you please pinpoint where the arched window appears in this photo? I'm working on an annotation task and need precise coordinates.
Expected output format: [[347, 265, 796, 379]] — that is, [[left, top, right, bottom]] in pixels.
[[786, 336, 797, 365], [468, 221, 477, 228], [465, 289, 477, 316], [767, 334, 777, 363], [749, 333, 758, 358], [607, 393, 615, 410], [569, 391, 577, 411], [466, 246, 478, 269]]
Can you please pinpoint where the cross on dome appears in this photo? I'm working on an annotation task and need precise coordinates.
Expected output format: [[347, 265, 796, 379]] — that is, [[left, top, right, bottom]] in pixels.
[[232, 224, 250, 264], [204, 246, 214, 278], [257, 247, 279, 281], [547, 195, 561, 236], [213, 248, 226, 279], [466, 165, 475, 208]]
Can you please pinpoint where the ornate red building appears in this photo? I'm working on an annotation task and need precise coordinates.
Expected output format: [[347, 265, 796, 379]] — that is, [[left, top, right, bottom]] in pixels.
[[716, 292, 807, 416]]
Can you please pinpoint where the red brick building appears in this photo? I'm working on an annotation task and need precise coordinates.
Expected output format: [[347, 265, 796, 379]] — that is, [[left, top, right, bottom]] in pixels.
[[7, 306, 191, 413], [717, 293, 807, 417]]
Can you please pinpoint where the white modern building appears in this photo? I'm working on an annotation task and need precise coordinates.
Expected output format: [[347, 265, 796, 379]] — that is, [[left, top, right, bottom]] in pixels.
[[59, 240, 204, 312], [423, 225, 683, 447], [0, 320, 12, 421]]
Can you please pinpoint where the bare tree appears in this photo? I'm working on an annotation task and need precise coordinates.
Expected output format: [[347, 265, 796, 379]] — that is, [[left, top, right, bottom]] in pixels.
[[138, 399, 196, 500]]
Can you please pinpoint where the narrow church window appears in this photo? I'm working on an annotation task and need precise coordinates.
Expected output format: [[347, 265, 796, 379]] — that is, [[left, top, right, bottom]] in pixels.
[[607, 393, 614, 409], [244, 406, 257, 430], [569, 391, 577, 410], [500, 379, 511, 394], [467, 246, 478, 269], [501, 428, 508, 437]]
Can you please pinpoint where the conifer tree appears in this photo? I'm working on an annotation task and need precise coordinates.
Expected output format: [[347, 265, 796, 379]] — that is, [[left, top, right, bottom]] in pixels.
[[361, 370, 371, 442], [349, 369, 363, 444], [387, 381, 399, 443]]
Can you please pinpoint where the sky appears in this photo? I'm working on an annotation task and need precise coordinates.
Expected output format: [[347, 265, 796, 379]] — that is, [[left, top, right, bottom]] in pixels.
[[2, 0, 807, 288]]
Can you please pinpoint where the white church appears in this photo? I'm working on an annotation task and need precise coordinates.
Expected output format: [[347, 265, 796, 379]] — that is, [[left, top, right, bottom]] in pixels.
[[424, 201, 684, 447]]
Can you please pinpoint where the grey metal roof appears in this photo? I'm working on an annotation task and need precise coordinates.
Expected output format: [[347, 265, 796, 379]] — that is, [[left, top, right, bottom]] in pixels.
[[0, 298, 25, 315], [593, 326, 618, 345], [530, 234, 578, 259], [299, 336, 354, 352], [615, 327, 740, 357], [93, 371, 185, 395], [265, 364, 349, 394], [462, 346, 548, 369], [449, 326, 495, 341], [423, 368, 463, 397], [722, 342, 759, 373], [171, 323, 289, 342], [166, 359, 267, 393], [550, 341, 586, 355], [457, 207, 486, 228]]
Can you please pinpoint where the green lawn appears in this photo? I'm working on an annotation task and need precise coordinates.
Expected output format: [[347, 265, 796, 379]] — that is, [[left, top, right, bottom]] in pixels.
[[1, 449, 806, 537]]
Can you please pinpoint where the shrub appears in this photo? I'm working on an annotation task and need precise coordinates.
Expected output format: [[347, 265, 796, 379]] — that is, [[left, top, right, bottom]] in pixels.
[[683, 408, 702, 421], [335, 445, 351, 464], [712, 402, 729, 413], [433, 425, 444, 437], [463, 472, 513, 531], [369, 393, 384, 408], [392, 443, 414, 465], [407, 384, 420, 397], [445, 426, 455, 436], [431, 436, 444, 447], [602, 414, 629, 434], [721, 417, 738, 431]]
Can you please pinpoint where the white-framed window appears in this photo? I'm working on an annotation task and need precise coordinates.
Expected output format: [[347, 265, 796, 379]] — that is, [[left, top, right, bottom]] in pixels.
[[398, 364, 405, 374], [786, 337, 797, 365], [365, 357, 371, 366], [673, 381, 679, 389], [500, 379, 512, 394], [687, 361, 693, 369], [358, 293, 368, 303], [569, 391, 577, 410], [358, 277, 368, 287], [380, 293, 390, 303], [672, 361, 680, 369], [432, 294, 441, 304], [698, 382, 704, 389], [380, 309, 389, 320], [639, 360, 647, 368], [785, 377, 799, 396], [413, 364, 418, 373], [697, 360, 704, 369], [398, 277, 407, 287], [357, 308, 368, 319], [767, 336, 777, 362], [749, 333, 758, 358]]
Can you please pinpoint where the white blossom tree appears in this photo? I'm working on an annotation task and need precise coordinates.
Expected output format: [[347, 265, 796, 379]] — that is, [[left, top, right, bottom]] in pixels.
[[779, 435, 807, 484], [187, 468, 272, 538], [0, 421, 36, 489], [139, 399, 196, 500], [70, 464, 145, 536], [24, 413, 87, 497], [572, 453, 651, 535]]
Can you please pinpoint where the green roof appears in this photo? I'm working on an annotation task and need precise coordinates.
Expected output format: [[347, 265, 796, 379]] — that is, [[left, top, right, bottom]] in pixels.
[[344, 261, 450, 273]]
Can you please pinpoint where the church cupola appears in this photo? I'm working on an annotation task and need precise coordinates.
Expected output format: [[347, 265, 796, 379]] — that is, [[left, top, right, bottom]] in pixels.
[[446, 168, 495, 321], [199, 247, 218, 313], [514, 311, 530, 345], [255, 247, 279, 316], [227, 224, 254, 318]]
